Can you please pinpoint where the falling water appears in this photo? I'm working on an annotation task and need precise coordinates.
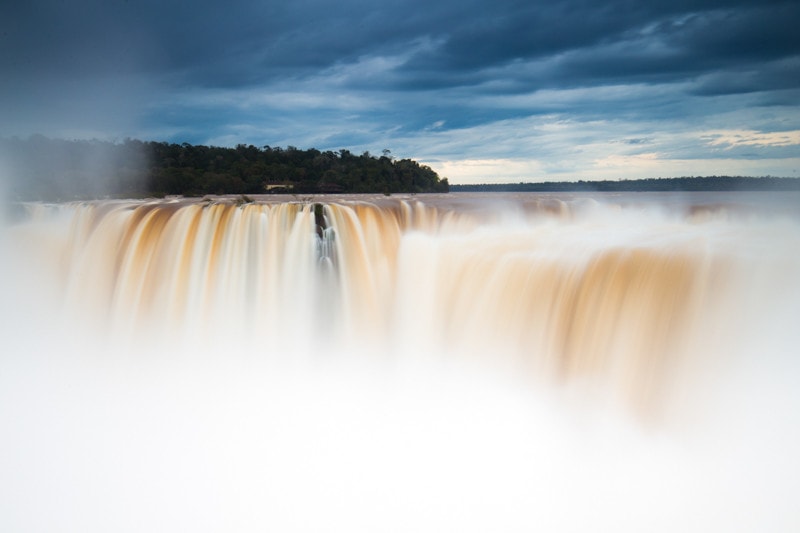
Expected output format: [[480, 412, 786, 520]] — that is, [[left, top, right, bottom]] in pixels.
[[1, 192, 799, 532]]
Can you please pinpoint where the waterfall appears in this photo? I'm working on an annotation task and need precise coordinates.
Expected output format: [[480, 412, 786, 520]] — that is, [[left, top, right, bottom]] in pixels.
[[1, 193, 799, 532]]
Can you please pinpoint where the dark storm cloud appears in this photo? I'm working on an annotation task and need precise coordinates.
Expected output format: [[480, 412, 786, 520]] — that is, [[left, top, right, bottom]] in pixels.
[[2, 0, 799, 182], [2, 0, 445, 86], [396, 0, 800, 94], [4, 0, 798, 96]]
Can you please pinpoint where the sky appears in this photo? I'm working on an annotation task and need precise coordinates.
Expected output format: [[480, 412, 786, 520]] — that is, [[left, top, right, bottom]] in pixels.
[[1, 0, 799, 184]]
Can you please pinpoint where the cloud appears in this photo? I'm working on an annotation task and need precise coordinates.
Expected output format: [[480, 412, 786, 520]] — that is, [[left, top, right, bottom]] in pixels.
[[393, 1, 800, 92], [435, 158, 546, 184], [2, 0, 799, 182], [703, 129, 800, 149], [6, 0, 796, 93]]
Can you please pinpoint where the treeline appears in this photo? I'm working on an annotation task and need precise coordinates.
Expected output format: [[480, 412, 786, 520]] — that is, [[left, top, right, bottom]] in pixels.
[[147, 142, 448, 196], [0, 136, 448, 201], [451, 176, 800, 192]]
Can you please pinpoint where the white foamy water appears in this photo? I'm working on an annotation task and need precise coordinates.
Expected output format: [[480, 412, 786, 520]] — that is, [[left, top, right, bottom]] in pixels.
[[1, 192, 799, 532]]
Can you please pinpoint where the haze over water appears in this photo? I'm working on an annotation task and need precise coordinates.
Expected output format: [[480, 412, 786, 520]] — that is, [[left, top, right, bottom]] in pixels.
[[1, 192, 799, 532]]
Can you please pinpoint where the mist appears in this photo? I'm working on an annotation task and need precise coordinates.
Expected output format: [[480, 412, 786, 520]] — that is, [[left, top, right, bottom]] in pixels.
[[1, 194, 799, 532], [0, 136, 151, 202]]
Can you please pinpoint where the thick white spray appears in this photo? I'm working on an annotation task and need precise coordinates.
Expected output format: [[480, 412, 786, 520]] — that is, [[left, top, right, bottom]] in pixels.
[[1, 193, 799, 532]]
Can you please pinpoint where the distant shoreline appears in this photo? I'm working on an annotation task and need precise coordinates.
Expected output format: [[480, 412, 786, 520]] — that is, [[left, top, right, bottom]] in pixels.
[[450, 176, 800, 192]]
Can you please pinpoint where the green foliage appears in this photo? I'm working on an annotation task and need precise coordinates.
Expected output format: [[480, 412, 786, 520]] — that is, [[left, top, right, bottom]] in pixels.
[[0, 137, 449, 200], [145, 142, 450, 196]]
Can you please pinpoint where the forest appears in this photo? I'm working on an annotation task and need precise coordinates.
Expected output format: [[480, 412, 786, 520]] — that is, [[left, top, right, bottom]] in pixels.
[[452, 176, 800, 192], [3, 136, 799, 201], [0, 136, 449, 201]]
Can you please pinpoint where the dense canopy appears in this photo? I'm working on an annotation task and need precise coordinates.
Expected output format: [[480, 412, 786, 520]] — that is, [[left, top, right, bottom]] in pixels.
[[0, 137, 448, 201]]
